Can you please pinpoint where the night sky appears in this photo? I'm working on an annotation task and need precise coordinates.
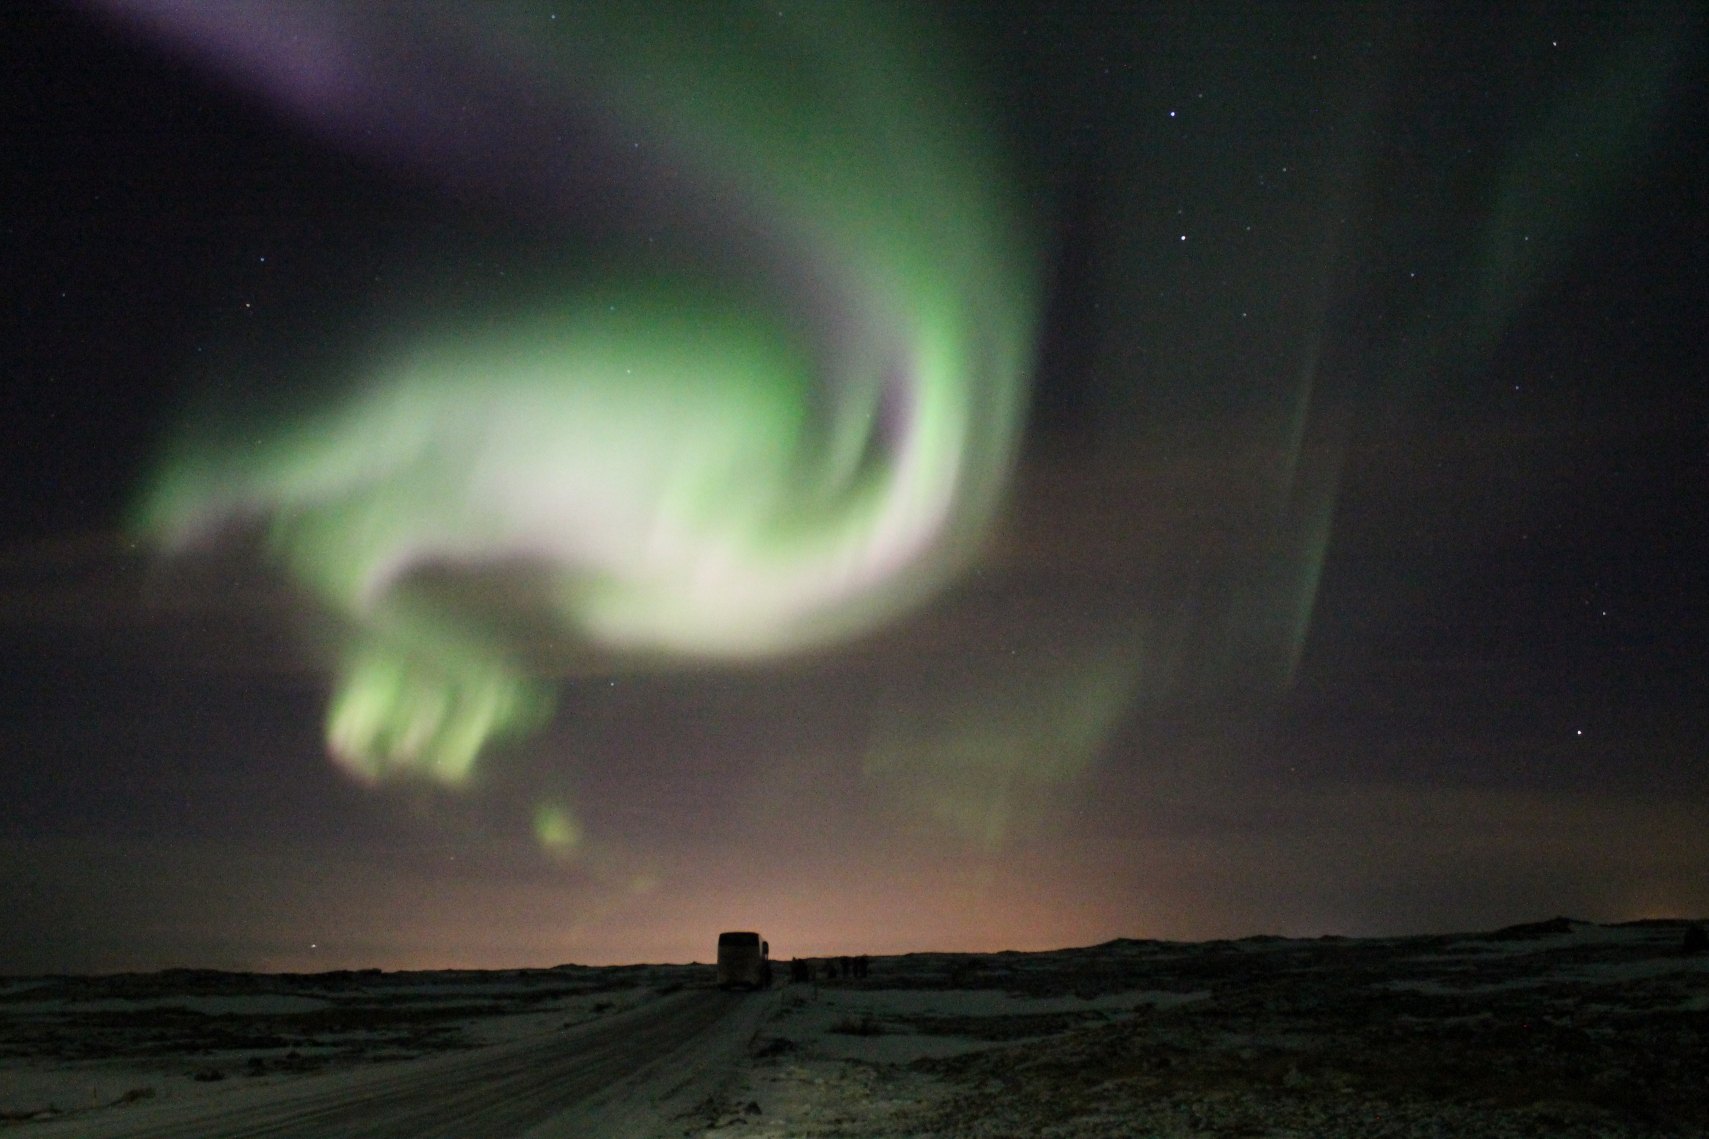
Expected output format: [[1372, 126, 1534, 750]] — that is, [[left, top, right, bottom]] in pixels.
[[3, 2, 1706, 974]]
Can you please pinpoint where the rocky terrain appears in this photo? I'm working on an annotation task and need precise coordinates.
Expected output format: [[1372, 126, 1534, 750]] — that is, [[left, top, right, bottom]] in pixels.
[[725, 918, 1709, 1137]]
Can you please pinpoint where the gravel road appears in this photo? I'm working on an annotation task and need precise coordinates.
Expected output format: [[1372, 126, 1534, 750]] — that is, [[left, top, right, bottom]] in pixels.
[[29, 988, 774, 1139]]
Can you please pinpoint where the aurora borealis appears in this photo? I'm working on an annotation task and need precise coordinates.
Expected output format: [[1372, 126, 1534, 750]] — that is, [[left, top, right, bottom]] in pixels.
[[2, 2, 1706, 973], [118, 1, 1039, 790]]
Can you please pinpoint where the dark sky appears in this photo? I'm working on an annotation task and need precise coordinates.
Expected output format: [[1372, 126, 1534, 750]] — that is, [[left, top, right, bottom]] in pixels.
[[3, 1, 1706, 973]]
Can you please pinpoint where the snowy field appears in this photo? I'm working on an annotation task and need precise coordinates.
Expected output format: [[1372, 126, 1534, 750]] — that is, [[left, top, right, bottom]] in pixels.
[[0, 963, 678, 1131], [3, 918, 1706, 1137]]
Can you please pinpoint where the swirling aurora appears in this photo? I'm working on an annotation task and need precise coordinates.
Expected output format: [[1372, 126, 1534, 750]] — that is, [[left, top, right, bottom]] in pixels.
[[115, 2, 1040, 787]]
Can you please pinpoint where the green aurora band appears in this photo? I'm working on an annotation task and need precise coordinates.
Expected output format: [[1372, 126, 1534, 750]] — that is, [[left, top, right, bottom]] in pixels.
[[126, 2, 1039, 786]]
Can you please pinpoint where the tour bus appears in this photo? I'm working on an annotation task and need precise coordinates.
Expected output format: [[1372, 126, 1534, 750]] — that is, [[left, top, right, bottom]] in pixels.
[[716, 931, 770, 990]]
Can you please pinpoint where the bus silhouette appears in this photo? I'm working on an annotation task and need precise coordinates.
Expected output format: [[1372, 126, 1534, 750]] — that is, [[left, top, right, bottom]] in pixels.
[[716, 931, 771, 990]]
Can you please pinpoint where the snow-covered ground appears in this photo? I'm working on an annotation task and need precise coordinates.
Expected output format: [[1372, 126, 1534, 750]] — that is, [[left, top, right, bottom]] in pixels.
[[0, 964, 681, 1131], [3, 918, 1706, 1137]]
